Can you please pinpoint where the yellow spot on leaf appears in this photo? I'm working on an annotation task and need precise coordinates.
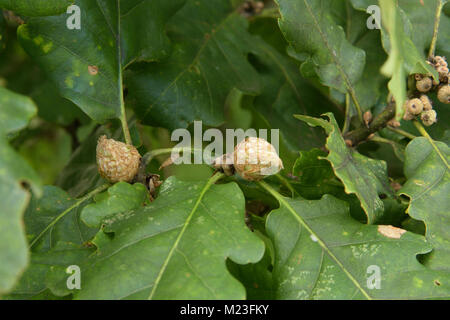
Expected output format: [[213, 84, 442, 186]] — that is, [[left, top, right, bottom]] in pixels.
[[414, 277, 423, 288], [42, 41, 53, 53], [65, 77, 74, 88], [33, 35, 44, 46]]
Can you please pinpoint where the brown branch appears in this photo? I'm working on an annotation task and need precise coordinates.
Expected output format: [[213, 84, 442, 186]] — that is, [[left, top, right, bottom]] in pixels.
[[343, 102, 396, 146]]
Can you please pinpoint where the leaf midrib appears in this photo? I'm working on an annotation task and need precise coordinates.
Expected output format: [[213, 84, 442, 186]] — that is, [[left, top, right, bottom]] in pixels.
[[301, 0, 363, 116], [261, 181, 372, 300], [142, 7, 240, 120], [147, 173, 224, 299]]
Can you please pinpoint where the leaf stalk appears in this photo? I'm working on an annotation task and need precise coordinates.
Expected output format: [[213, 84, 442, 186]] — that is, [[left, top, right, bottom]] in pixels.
[[148, 171, 224, 299], [428, 0, 444, 58]]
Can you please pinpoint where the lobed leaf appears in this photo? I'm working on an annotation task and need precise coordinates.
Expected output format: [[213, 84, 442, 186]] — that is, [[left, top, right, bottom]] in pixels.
[[291, 148, 405, 225], [126, 0, 262, 130], [0, 86, 37, 136], [81, 182, 149, 228], [247, 24, 330, 156], [17, 0, 185, 122], [264, 188, 450, 299], [399, 137, 450, 271], [0, 87, 41, 294], [276, 0, 365, 102], [25, 186, 98, 251], [5, 242, 93, 299], [75, 176, 265, 299], [295, 113, 393, 223], [345, 3, 388, 114], [6, 185, 106, 298]]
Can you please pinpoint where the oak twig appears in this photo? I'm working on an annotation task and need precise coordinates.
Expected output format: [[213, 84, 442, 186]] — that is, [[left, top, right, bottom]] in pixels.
[[343, 101, 396, 146]]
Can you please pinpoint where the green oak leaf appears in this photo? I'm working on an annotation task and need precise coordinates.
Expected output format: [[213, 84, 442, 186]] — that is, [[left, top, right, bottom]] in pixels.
[[126, 0, 262, 130], [119, 0, 186, 65], [290, 148, 350, 201], [0, 41, 89, 127], [74, 176, 265, 299], [345, 3, 388, 114], [263, 185, 450, 299], [293, 148, 335, 185], [25, 186, 100, 251], [0, 87, 41, 295], [291, 148, 406, 225], [6, 185, 106, 298], [227, 248, 274, 300], [295, 113, 393, 224], [275, 0, 365, 102], [30, 81, 90, 126], [5, 242, 94, 299], [0, 135, 42, 295], [0, 0, 73, 17], [227, 17, 333, 170], [247, 23, 331, 154], [17, 0, 185, 122], [0, 86, 37, 137], [289, 148, 361, 219], [227, 212, 274, 300], [399, 137, 449, 271], [81, 182, 149, 228]]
